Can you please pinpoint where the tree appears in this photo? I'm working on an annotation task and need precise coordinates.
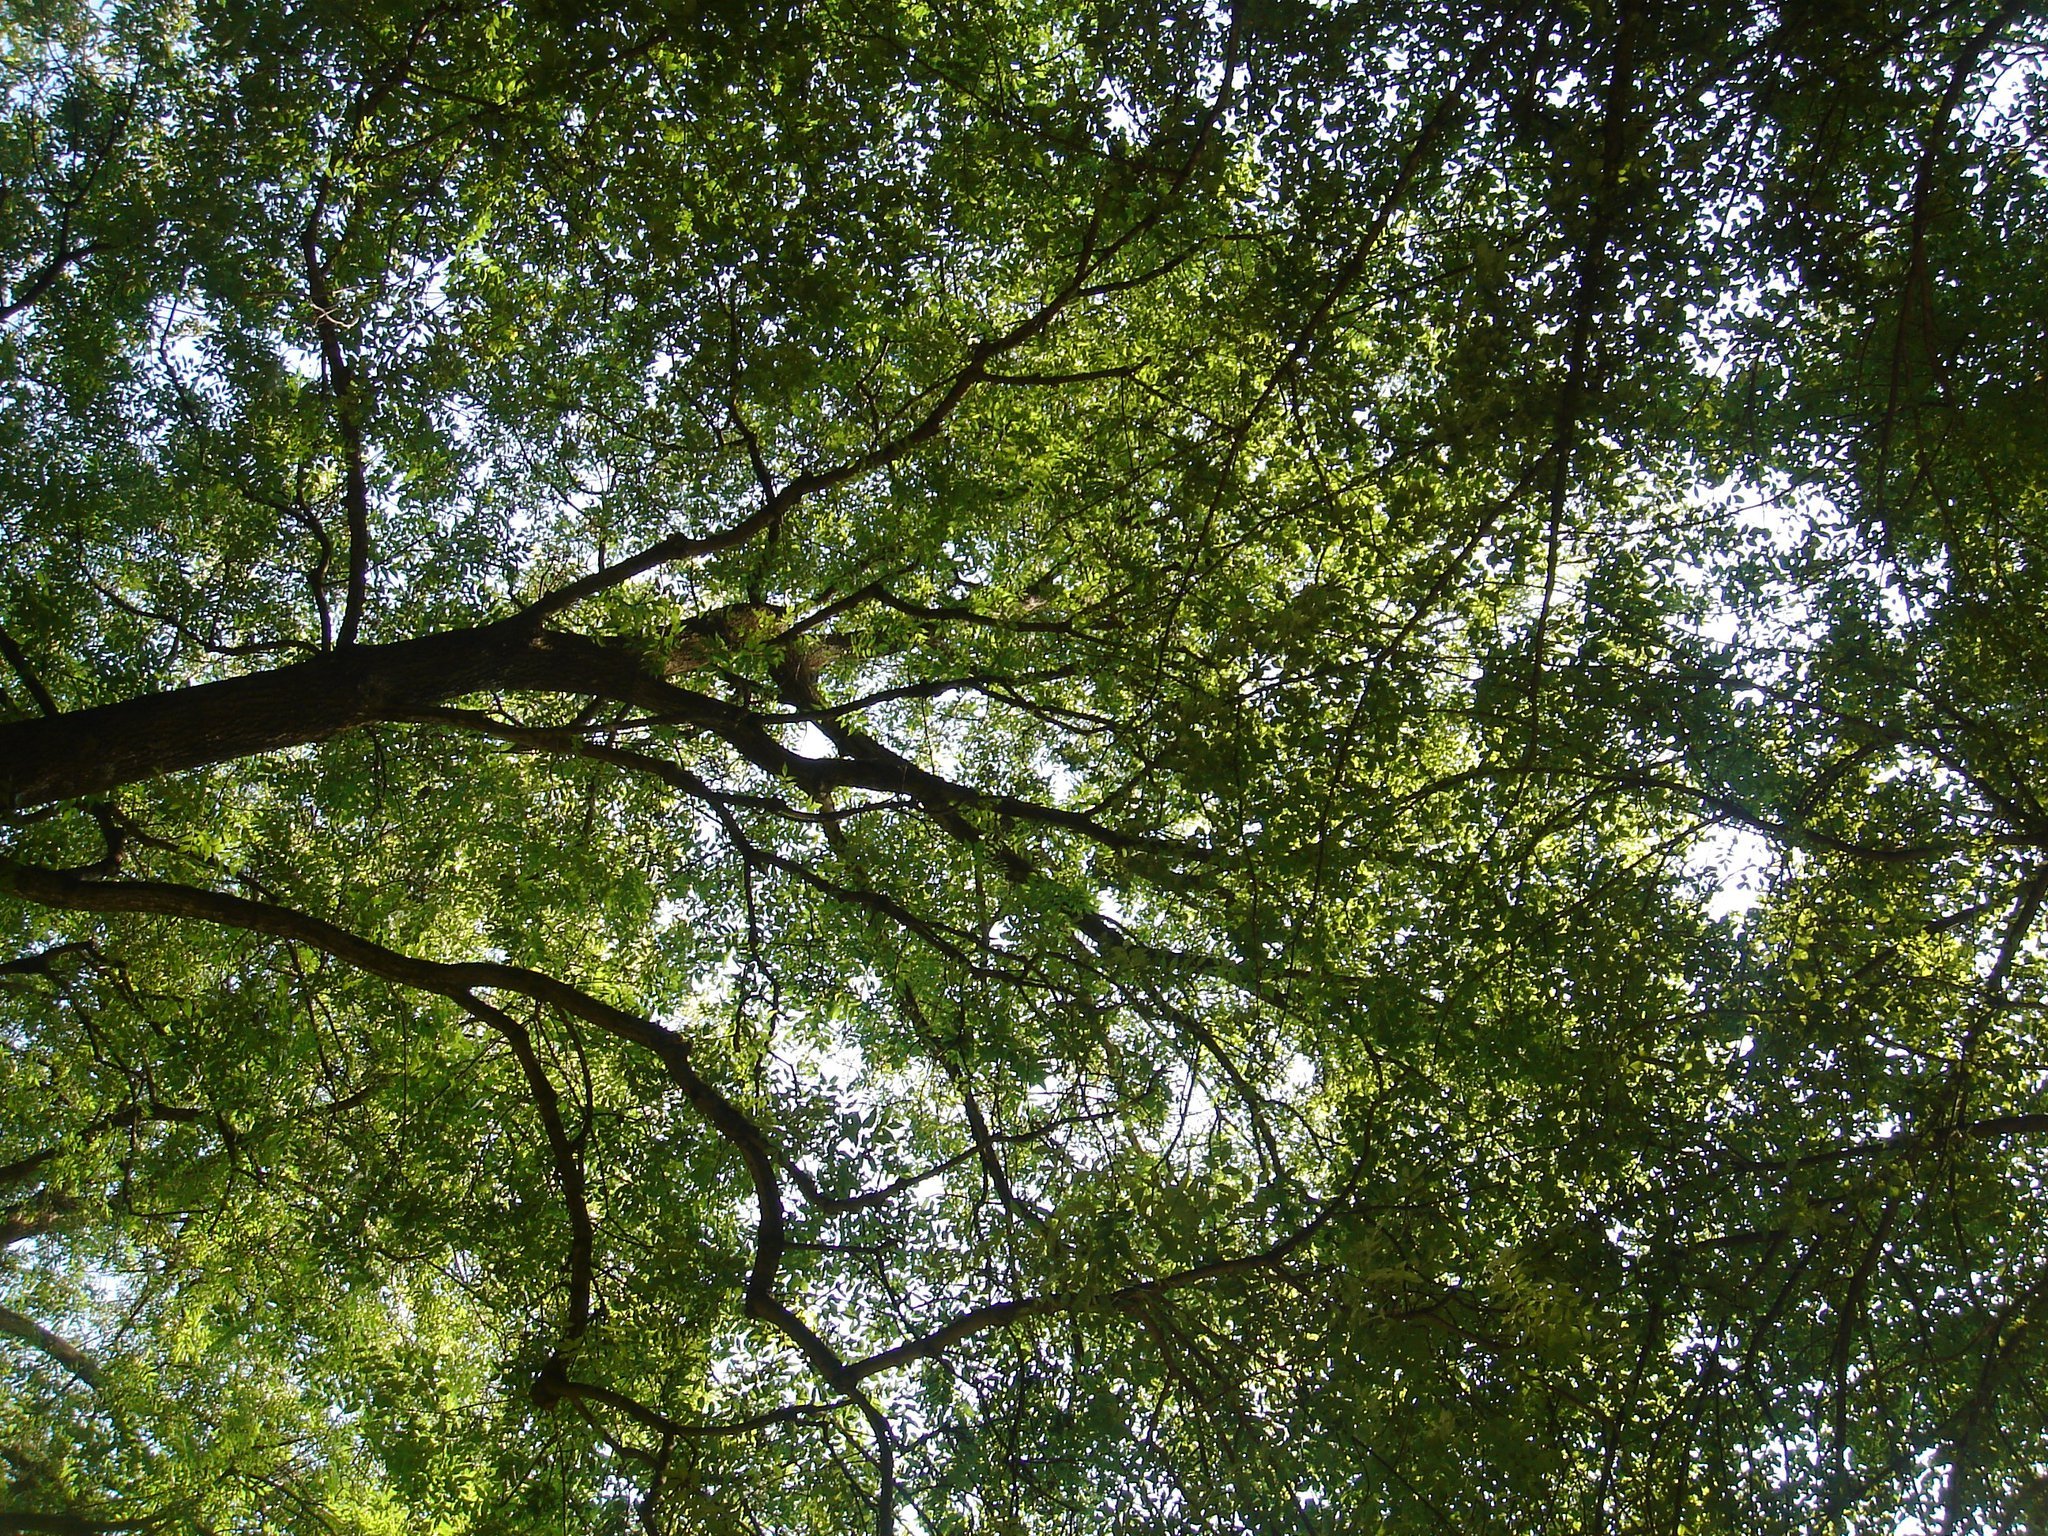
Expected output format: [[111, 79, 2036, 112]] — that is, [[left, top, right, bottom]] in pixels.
[[3, 0, 2046, 1530]]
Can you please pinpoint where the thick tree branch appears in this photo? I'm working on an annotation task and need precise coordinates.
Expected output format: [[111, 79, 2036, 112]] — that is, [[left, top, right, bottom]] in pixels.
[[1, 1191, 81, 1250], [0, 1303, 102, 1387]]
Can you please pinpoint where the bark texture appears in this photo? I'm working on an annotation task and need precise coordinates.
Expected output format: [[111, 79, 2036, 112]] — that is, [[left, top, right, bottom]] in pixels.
[[0, 620, 673, 809]]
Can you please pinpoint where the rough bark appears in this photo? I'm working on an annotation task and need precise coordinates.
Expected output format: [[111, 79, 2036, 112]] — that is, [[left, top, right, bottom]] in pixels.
[[0, 619, 671, 809]]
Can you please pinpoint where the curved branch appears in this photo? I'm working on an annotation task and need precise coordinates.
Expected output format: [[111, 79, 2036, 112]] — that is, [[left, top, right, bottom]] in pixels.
[[0, 861, 897, 1529], [458, 994, 594, 1343]]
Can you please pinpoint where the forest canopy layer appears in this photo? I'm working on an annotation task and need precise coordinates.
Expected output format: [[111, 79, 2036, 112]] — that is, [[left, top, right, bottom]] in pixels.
[[4, 2, 2048, 1532]]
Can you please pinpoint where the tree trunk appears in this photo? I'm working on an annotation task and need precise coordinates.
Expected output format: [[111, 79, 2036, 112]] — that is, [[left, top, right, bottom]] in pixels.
[[0, 620, 674, 809]]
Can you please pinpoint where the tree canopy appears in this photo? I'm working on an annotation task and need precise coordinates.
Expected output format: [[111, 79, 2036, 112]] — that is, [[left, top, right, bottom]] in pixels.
[[3, 1, 2047, 1531]]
